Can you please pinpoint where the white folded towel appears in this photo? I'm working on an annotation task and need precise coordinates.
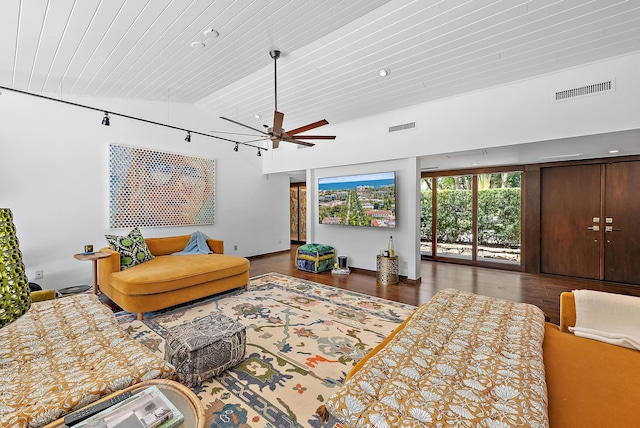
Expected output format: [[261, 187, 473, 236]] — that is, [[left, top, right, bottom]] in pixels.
[[569, 289, 640, 351]]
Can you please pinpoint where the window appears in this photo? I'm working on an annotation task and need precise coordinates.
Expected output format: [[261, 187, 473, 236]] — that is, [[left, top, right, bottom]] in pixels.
[[476, 172, 521, 264], [421, 170, 522, 266]]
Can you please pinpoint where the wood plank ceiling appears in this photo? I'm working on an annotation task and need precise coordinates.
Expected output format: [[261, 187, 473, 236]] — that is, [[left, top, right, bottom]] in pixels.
[[2, 0, 640, 130]]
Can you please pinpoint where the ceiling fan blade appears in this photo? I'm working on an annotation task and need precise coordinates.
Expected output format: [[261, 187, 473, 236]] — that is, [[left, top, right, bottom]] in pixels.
[[220, 117, 268, 135], [287, 119, 329, 136], [283, 137, 315, 147], [291, 135, 336, 140], [272, 111, 284, 136]]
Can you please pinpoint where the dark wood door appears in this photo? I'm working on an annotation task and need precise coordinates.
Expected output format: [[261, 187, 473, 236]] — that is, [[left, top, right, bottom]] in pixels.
[[604, 161, 640, 283], [540, 164, 602, 279]]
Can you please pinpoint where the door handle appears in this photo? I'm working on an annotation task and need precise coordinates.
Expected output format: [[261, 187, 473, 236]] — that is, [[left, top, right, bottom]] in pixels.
[[605, 226, 621, 232], [587, 226, 600, 231]]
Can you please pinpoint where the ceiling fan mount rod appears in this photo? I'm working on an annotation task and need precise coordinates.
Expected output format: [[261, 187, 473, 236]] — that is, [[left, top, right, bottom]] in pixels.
[[270, 50, 280, 112]]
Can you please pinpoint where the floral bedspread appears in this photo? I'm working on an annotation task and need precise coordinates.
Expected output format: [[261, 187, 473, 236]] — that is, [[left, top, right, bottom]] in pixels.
[[0, 294, 176, 428], [325, 288, 549, 428]]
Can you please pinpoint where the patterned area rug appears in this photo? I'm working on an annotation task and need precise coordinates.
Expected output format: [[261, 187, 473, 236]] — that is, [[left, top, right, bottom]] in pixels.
[[116, 273, 416, 427]]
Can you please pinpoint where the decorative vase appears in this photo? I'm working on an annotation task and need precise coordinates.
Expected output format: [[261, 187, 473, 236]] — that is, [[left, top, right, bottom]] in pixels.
[[0, 208, 31, 328]]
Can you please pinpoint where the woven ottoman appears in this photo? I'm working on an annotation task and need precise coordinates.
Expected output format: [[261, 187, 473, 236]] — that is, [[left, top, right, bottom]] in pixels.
[[296, 243, 335, 273], [164, 313, 246, 387]]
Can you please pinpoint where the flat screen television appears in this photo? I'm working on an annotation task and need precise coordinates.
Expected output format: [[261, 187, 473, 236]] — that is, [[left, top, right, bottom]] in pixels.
[[318, 171, 396, 228]]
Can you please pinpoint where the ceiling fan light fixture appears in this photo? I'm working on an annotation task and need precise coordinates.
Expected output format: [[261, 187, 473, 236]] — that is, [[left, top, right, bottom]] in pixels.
[[219, 49, 335, 150], [379, 68, 391, 77]]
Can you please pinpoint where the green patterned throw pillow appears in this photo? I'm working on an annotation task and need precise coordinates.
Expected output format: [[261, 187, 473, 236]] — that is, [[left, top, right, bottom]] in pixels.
[[105, 227, 154, 270]]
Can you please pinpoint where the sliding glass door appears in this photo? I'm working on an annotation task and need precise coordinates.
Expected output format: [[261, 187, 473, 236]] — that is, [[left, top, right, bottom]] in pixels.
[[421, 169, 522, 267]]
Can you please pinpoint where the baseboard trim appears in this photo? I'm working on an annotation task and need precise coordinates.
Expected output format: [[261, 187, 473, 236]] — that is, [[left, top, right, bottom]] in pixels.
[[246, 249, 291, 259], [349, 266, 422, 285], [247, 249, 422, 285]]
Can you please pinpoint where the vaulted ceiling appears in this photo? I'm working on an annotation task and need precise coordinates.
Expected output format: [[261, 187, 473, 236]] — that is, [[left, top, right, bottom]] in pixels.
[[2, 1, 640, 176], [3, 0, 640, 133]]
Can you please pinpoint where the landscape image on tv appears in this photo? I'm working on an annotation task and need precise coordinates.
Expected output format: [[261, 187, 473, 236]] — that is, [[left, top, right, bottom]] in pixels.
[[318, 171, 396, 228]]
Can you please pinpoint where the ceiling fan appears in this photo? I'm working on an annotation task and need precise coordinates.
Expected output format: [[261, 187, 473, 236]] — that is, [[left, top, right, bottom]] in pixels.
[[220, 50, 335, 149]]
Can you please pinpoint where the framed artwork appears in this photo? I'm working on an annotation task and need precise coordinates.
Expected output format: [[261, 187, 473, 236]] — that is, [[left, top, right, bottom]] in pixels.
[[109, 144, 215, 228]]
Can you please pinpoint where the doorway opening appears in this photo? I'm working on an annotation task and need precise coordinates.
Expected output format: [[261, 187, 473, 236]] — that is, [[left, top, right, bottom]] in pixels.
[[290, 183, 307, 244]]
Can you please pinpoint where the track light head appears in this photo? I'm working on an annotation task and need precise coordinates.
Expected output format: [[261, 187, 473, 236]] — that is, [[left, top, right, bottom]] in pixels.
[[102, 112, 110, 126], [185, 131, 191, 142], [257, 149, 262, 157], [233, 143, 239, 152]]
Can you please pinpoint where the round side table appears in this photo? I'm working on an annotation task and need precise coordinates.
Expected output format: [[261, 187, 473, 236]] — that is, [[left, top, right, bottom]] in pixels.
[[73, 251, 111, 294], [376, 254, 399, 285], [43, 378, 205, 428]]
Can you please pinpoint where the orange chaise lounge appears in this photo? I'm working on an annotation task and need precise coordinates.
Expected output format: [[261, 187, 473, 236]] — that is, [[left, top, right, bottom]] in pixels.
[[97, 234, 249, 320]]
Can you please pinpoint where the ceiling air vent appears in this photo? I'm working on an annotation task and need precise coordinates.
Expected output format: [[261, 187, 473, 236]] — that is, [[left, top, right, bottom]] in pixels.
[[555, 80, 614, 101], [388, 122, 416, 133]]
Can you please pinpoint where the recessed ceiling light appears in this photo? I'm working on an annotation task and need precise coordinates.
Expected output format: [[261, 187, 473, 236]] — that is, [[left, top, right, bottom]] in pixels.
[[204, 28, 219, 38], [609, 149, 620, 154], [254, 114, 261, 119], [378, 68, 390, 77], [191, 41, 205, 48]]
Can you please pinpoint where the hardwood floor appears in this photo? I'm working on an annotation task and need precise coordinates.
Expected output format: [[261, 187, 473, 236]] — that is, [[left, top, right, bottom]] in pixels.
[[250, 245, 640, 325]]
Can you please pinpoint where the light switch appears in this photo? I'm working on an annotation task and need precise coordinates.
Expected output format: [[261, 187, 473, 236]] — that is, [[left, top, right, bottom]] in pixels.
[[593, 217, 600, 223], [606, 217, 613, 224]]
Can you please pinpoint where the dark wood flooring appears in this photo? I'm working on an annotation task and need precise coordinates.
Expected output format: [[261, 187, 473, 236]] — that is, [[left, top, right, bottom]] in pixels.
[[99, 245, 640, 325], [249, 245, 640, 325]]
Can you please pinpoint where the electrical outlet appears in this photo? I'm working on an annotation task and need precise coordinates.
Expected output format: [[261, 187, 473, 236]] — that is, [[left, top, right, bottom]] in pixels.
[[233, 245, 238, 251], [35, 270, 44, 280]]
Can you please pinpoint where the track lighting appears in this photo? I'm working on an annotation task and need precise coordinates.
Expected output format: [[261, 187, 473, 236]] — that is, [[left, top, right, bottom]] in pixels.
[[1, 85, 269, 154], [257, 149, 262, 157]]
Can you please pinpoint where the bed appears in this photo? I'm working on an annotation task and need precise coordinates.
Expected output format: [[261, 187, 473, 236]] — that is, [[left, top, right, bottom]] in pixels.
[[320, 288, 549, 427], [0, 294, 177, 428]]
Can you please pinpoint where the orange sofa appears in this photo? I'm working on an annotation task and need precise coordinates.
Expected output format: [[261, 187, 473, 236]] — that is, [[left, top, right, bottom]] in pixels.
[[98, 235, 249, 320], [544, 292, 640, 428]]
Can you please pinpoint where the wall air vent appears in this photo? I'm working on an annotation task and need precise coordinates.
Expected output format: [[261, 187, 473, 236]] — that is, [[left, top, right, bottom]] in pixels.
[[445, 149, 488, 159], [555, 80, 614, 101], [388, 122, 416, 133]]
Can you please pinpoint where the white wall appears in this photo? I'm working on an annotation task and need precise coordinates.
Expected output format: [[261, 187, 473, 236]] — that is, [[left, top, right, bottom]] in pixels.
[[3, 53, 639, 289], [263, 52, 640, 174], [307, 158, 421, 280], [265, 52, 640, 282], [0, 92, 290, 290]]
